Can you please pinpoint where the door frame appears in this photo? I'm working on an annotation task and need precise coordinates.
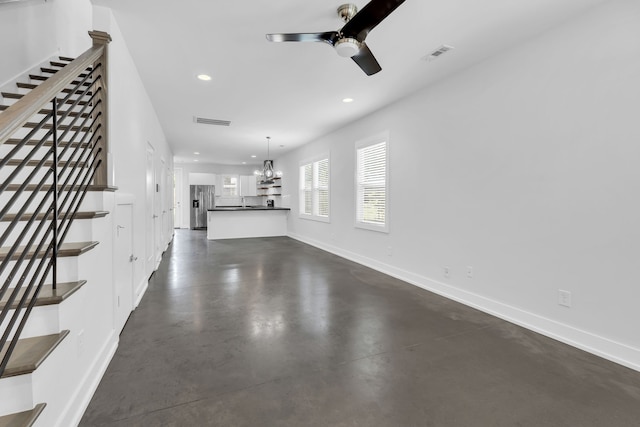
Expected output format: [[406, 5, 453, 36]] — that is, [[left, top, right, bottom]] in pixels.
[[145, 142, 156, 278]]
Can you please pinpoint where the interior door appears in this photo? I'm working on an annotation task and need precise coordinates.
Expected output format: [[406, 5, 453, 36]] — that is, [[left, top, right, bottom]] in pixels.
[[146, 143, 156, 277], [174, 168, 183, 228], [168, 168, 175, 231], [115, 203, 134, 334], [156, 158, 164, 262]]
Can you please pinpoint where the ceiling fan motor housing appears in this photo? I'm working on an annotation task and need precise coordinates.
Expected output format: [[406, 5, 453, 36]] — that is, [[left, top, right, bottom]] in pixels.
[[335, 37, 361, 57], [337, 4, 358, 22]]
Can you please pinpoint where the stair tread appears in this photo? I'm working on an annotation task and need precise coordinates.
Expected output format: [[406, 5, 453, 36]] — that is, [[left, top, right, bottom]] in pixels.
[[24, 77, 93, 86], [1, 211, 109, 222], [41, 67, 89, 78], [0, 158, 88, 168], [0, 403, 46, 427], [17, 82, 93, 94], [0, 241, 99, 262], [2, 138, 92, 147], [23, 122, 93, 132], [0, 281, 86, 310], [0, 331, 69, 378], [0, 105, 89, 118], [0, 92, 90, 106], [5, 184, 117, 192]]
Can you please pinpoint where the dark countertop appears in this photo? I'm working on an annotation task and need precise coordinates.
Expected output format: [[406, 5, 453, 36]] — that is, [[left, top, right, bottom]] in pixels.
[[208, 206, 291, 212]]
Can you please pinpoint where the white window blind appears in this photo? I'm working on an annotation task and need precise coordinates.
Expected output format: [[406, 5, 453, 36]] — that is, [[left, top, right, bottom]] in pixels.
[[299, 163, 313, 215], [299, 156, 330, 221], [314, 158, 329, 218], [356, 140, 388, 231]]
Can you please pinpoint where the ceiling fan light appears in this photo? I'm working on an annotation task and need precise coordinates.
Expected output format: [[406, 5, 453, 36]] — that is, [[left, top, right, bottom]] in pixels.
[[335, 38, 360, 58]]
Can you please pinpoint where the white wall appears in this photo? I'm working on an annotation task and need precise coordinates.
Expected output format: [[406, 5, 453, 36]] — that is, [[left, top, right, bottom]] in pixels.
[[278, 0, 640, 371], [0, 0, 93, 87], [93, 6, 174, 284]]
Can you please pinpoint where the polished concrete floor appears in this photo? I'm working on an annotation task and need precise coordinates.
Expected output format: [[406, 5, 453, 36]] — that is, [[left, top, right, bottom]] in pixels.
[[81, 230, 640, 426]]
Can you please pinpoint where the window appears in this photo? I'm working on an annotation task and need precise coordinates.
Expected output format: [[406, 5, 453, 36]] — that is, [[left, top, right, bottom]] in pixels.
[[355, 135, 388, 232], [299, 155, 330, 222], [222, 175, 238, 196]]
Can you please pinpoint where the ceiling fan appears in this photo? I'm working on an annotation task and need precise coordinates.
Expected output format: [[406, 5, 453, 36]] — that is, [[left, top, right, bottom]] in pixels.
[[266, 0, 406, 76]]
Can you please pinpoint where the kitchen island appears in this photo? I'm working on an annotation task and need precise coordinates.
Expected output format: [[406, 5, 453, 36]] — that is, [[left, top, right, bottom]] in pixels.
[[207, 207, 290, 240]]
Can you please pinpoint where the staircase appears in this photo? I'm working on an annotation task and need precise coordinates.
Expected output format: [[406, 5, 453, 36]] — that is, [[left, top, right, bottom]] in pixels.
[[0, 32, 116, 426]]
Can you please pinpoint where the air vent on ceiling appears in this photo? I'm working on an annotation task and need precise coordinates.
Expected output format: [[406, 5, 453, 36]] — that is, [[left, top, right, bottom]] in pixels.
[[423, 45, 455, 62], [194, 116, 231, 127]]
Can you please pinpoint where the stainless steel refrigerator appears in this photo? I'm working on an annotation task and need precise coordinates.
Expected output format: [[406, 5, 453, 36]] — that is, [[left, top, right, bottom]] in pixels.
[[190, 185, 215, 229]]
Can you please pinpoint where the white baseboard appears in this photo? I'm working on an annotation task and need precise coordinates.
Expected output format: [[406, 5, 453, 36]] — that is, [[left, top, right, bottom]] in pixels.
[[134, 278, 148, 308], [287, 232, 640, 372], [58, 331, 118, 427]]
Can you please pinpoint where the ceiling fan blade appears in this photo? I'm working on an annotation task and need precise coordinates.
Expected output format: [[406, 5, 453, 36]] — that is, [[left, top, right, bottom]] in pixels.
[[351, 43, 382, 76], [342, 0, 406, 42], [266, 31, 339, 45]]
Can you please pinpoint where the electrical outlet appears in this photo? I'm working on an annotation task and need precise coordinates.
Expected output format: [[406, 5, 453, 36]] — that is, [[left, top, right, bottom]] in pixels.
[[466, 266, 473, 278], [387, 246, 393, 257], [443, 266, 450, 278], [558, 290, 572, 308]]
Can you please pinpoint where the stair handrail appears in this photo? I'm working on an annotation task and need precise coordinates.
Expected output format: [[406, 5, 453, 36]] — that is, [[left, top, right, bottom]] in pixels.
[[0, 30, 111, 378]]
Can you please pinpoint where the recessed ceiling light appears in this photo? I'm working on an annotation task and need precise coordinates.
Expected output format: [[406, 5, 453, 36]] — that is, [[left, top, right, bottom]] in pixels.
[[194, 151, 200, 155], [251, 155, 257, 158], [242, 162, 247, 164], [342, 98, 354, 103], [194, 159, 199, 162], [197, 74, 212, 81]]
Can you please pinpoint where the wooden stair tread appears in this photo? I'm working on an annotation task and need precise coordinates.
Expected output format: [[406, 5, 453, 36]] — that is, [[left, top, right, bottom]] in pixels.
[[0, 104, 90, 118], [5, 184, 116, 192], [1, 211, 109, 222], [1, 159, 88, 168], [23, 122, 93, 132], [40, 67, 89, 78], [49, 61, 92, 71], [0, 403, 46, 427], [0, 331, 69, 378], [0, 241, 99, 262], [50, 61, 89, 69], [2, 138, 93, 147], [0, 281, 86, 310], [19, 79, 92, 87], [17, 82, 93, 94], [1, 92, 90, 106]]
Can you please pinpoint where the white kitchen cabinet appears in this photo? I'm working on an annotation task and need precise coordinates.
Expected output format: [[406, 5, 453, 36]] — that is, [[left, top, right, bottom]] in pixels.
[[240, 175, 257, 197]]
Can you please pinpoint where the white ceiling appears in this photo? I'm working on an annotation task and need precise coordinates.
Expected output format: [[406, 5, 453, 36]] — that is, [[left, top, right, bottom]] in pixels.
[[90, 0, 605, 166]]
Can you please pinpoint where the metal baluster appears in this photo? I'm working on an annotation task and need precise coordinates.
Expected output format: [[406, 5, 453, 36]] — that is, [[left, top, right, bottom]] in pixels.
[[52, 99, 58, 290]]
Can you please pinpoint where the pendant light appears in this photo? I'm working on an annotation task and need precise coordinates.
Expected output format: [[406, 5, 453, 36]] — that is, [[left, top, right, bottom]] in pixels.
[[254, 136, 282, 184]]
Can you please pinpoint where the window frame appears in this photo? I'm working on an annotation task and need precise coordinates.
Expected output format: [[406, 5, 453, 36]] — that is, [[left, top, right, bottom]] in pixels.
[[354, 132, 390, 233], [299, 153, 330, 223], [221, 174, 239, 197]]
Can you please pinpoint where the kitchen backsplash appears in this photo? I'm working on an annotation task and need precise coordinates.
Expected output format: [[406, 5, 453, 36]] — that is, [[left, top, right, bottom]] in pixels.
[[215, 196, 264, 207]]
